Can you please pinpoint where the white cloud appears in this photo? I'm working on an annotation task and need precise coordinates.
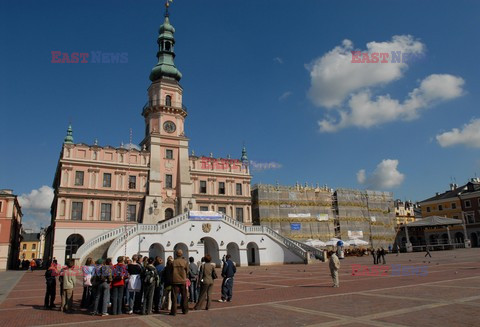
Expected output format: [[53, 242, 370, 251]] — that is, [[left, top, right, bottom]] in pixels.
[[249, 161, 283, 171], [18, 186, 54, 232], [318, 74, 465, 132], [273, 57, 284, 64], [307, 35, 424, 108], [306, 35, 465, 132], [279, 91, 292, 101], [357, 159, 405, 189], [436, 119, 480, 148]]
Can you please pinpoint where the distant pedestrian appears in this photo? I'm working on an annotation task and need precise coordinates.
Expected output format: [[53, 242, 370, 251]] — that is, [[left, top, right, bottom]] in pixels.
[[380, 248, 386, 264], [388, 244, 392, 253], [371, 248, 377, 265], [425, 246, 432, 258], [376, 249, 381, 265], [219, 254, 235, 302], [30, 259, 36, 272], [396, 244, 400, 256], [329, 252, 340, 287]]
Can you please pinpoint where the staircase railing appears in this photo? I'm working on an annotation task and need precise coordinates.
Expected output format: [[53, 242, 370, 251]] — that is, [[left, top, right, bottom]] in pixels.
[[107, 212, 190, 258], [74, 226, 128, 263]]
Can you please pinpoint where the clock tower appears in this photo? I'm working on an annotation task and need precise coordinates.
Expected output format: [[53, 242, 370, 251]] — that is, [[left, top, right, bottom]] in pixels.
[[141, 4, 195, 224]]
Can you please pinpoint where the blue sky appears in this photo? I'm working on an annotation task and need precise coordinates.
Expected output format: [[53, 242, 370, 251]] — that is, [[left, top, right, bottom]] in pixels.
[[1, 0, 479, 230]]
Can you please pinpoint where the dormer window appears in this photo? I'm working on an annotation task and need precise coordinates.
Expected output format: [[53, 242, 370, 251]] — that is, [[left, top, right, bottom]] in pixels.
[[165, 95, 172, 106]]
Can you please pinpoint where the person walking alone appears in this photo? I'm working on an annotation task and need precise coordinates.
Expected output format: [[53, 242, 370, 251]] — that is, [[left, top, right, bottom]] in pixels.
[[219, 254, 236, 302], [425, 245, 432, 258], [329, 252, 340, 287]]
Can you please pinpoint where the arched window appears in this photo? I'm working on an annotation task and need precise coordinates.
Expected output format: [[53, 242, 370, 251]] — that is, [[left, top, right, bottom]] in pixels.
[[165, 208, 174, 220], [165, 95, 172, 107], [165, 42, 171, 52], [65, 234, 85, 263]]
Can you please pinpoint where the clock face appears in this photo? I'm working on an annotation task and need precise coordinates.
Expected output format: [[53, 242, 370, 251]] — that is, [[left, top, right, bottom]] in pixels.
[[163, 121, 176, 133]]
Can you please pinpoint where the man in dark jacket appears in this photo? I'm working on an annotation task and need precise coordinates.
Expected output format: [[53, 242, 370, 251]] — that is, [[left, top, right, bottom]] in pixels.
[[219, 254, 236, 302], [188, 257, 199, 303], [142, 257, 158, 315], [44, 260, 57, 309]]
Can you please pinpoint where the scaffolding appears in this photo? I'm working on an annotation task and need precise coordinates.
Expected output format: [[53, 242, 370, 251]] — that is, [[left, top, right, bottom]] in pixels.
[[252, 184, 396, 248], [252, 184, 336, 240]]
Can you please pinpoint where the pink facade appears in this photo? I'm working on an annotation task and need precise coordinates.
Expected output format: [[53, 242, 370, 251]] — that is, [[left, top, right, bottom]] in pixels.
[[48, 10, 253, 264], [0, 190, 23, 270]]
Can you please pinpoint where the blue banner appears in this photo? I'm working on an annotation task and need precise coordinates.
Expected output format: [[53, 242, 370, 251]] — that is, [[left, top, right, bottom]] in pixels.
[[290, 223, 301, 231]]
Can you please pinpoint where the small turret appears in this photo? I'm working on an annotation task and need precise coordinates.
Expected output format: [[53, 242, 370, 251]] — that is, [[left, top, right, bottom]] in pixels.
[[64, 124, 74, 144]]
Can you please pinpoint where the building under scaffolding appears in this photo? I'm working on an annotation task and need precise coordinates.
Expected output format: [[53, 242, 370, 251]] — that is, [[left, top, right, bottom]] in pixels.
[[252, 184, 396, 248]]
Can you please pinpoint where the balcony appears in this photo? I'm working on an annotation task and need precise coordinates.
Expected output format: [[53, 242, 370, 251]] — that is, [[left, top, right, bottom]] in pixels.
[[142, 99, 187, 114]]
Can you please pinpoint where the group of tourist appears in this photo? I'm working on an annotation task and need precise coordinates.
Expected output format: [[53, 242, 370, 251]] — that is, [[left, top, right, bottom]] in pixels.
[[371, 248, 387, 264], [44, 251, 237, 316]]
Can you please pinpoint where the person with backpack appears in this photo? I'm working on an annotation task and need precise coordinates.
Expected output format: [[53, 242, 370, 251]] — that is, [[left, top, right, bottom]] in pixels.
[[219, 254, 236, 302], [92, 259, 112, 316], [112, 256, 128, 315], [153, 257, 165, 313], [81, 258, 95, 309], [127, 254, 143, 314], [44, 260, 57, 310], [188, 257, 199, 303], [142, 257, 159, 315]]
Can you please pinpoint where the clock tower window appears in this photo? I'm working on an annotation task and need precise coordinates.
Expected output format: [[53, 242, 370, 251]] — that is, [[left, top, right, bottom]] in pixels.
[[165, 95, 172, 106]]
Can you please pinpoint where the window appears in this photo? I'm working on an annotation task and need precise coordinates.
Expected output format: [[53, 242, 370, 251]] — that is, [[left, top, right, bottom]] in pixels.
[[31, 253, 34, 259], [101, 203, 112, 221], [218, 207, 226, 214], [74, 171, 84, 186], [165, 95, 172, 106], [103, 173, 112, 187], [200, 181, 207, 194], [426, 207, 431, 213], [465, 200, 472, 208], [465, 212, 474, 224], [236, 207, 244, 222], [438, 205, 443, 211], [127, 205, 136, 222], [452, 203, 457, 209], [165, 174, 173, 188], [165, 208, 174, 219], [166, 149, 173, 159], [32, 244, 36, 250], [200, 206, 209, 211], [218, 182, 225, 195], [71, 202, 83, 220], [129, 176, 136, 189], [236, 183, 242, 195], [22, 244, 26, 250]]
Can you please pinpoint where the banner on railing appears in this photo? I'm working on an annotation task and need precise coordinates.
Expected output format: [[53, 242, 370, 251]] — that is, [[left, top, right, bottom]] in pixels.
[[189, 211, 223, 220], [288, 213, 311, 218], [290, 223, 301, 230], [316, 214, 329, 221]]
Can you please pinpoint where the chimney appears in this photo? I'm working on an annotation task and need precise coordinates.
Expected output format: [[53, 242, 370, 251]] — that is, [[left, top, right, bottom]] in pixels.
[[436, 192, 440, 196], [449, 183, 455, 191]]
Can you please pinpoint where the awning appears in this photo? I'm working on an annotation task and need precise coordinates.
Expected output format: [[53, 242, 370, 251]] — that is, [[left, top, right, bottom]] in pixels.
[[404, 216, 462, 227]]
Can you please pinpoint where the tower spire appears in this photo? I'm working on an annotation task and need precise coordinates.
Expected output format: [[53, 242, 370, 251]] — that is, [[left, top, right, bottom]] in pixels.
[[150, 0, 182, 82], [64, 123, 74, 144], [241, 144, 248, 164]]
